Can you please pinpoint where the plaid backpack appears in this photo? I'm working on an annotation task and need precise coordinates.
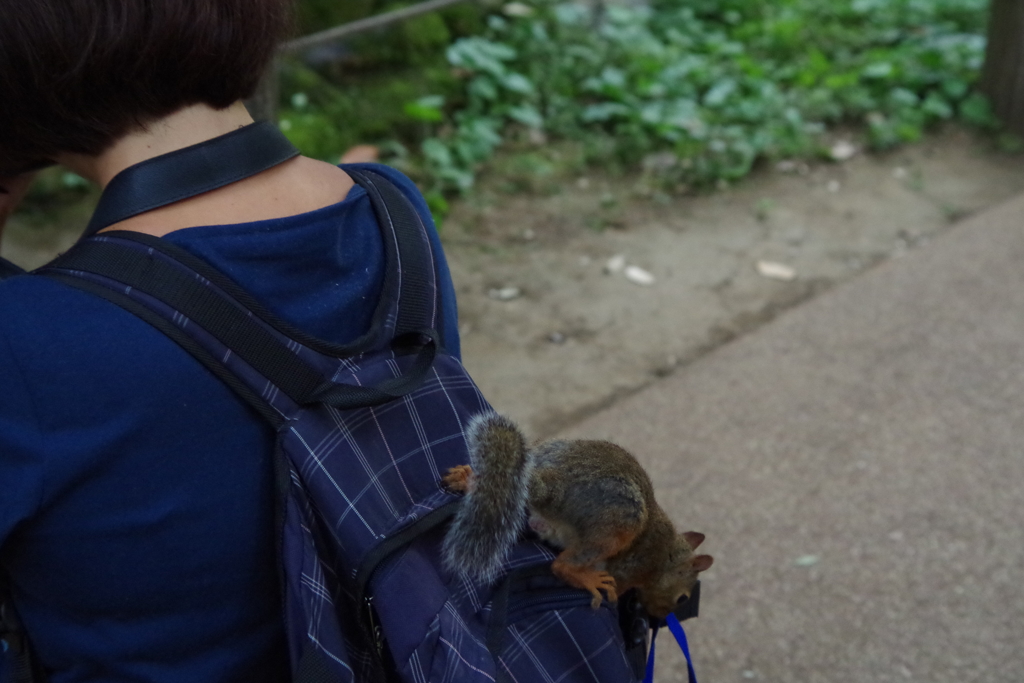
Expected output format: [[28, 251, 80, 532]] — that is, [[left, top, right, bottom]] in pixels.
[[0, 123, 663, 683]]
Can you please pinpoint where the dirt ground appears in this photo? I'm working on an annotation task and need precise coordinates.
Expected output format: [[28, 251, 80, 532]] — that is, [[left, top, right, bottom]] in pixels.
[[443, 125, 1024, 438], [4, 125, 1023, 442]]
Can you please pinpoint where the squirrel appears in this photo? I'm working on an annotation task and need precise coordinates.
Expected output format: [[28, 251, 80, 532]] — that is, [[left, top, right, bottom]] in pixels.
[[441, 412, 713, 619]]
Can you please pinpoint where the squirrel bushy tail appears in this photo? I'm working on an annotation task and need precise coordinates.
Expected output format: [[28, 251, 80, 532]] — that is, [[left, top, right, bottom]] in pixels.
[[443, 412, 531, 581]]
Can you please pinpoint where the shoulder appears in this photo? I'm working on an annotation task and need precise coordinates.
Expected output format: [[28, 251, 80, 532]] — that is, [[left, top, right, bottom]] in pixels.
[[0, 273, 134, 345], [0, 272, 209, 394], [0, 275, 93, 531], [0, 274, 97, 338], [342, 163, 421, 195], [341, 164, 438, 232]]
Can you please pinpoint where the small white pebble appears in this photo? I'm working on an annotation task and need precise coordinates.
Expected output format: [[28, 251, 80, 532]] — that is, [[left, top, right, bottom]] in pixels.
[[624, 265, 656, 286], [756, 260, 797, 281], [827, 179, 841, 192], [604, 254, 626, 274], [488, 286, 521, 301], [502, 2, 534, 16], [830, 140, 858, 161]]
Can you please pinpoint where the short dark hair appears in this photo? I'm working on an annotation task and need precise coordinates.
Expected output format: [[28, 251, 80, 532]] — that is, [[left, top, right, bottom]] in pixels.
[[0, 0, 294, 173]]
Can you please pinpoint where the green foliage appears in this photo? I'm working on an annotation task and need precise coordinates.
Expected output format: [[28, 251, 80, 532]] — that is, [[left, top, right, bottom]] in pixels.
[[13, 166, 95, 226], [276, 1, 490, 174], [14, 0, 999, 219], [280, 0, 999, 209], [296, 0, 484, 68], [401, 0, 992, 197], [276, 58, 462, 162], [365, 9, 452, 64], [297, 0, 378, 33]]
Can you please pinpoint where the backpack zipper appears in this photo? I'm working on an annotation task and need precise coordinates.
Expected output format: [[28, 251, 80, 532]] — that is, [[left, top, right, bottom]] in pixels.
[[365, 596, 386, 658], [353, 501, 461, 674]]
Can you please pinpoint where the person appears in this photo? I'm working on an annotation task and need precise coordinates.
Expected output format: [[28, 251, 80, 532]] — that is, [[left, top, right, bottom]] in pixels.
[[0, 1, 460, 681]]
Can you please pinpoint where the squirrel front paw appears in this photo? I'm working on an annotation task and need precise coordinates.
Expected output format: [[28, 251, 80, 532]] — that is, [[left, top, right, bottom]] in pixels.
[[442, 465, 474, 493], [584, 571, 619, 609], [552, 558, 619, 609]]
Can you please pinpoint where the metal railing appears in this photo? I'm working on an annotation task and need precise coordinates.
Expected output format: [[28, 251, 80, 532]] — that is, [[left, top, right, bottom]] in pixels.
[[248, 0, 478, 121], [284, 0, 473, 54]]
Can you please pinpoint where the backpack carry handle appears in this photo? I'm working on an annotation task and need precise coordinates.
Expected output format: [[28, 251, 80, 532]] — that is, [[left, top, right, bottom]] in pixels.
[[308, 328, 439, 410]]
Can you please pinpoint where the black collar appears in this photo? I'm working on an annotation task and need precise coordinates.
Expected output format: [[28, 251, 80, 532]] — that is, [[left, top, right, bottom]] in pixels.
[[84, 121, 300, 238]]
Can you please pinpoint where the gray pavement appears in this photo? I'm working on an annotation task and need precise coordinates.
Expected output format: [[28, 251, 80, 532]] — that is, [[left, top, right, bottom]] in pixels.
[[561, 193, 1024, 682]]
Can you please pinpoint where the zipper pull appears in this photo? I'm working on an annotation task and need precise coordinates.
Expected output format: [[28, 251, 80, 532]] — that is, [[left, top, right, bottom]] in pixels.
[[365, 596, 386, 657]]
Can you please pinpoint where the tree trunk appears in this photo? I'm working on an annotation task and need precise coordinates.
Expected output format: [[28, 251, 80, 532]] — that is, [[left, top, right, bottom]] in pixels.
[[980, 0, 1024, 137]]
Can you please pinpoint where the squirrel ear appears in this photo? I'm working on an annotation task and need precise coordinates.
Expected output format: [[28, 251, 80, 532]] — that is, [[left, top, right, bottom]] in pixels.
[[691, 554, 713, 572], [682, 531, 705, 549]]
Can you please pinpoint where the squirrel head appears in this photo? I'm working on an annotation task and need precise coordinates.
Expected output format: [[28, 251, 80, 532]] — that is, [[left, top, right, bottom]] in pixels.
[[639, 530, 714, 619]]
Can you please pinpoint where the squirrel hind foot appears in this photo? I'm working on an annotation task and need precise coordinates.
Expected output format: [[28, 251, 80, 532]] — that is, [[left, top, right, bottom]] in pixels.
[[442, 465, 474, 493]]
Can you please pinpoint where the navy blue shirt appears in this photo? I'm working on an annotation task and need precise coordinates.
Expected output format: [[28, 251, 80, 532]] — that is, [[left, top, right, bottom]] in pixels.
[[0, 165, 459, 683]]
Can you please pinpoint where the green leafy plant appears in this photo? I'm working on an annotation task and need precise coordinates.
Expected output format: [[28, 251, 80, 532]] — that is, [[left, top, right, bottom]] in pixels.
[[16, 0, 1001, 219], [399, 0, 993, 199]]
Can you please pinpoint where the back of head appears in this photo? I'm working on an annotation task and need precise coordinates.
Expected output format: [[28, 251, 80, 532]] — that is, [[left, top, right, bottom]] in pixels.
[[0, 0, 295, 173]]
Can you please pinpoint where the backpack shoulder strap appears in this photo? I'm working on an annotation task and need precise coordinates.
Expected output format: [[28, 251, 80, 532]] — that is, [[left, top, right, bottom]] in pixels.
[[342, 165, 443, 346]]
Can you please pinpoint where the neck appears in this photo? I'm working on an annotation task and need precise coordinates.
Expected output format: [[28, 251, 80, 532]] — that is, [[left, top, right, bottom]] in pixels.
[[53, 101, 354, 238], [57, 102, 256, 188]]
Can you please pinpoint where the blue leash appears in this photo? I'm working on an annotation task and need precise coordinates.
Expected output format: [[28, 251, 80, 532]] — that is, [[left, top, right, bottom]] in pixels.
[[643, 613, 697, 683]]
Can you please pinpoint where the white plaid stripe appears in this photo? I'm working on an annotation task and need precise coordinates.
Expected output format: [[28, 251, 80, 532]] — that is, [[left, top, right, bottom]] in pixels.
[[368, 403, 416, 505], [288, 427, 379, 538], [323, 413, 402, 523]]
